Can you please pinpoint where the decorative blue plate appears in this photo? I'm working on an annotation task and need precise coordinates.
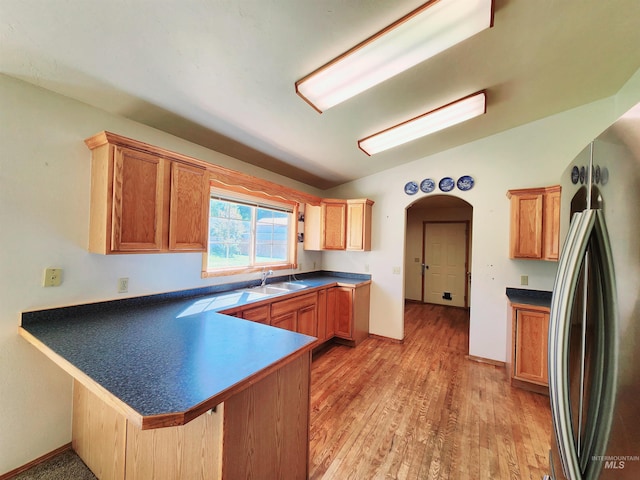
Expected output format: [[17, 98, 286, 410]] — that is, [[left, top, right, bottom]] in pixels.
[[594, 165, 601, 184], [571, 166, 579, 185], [404, 181, 419, 195], [439, 177, 455, 192], [456, 175, 474, 191], [420, 178, 436, 193], [579, 166, 586, 184]]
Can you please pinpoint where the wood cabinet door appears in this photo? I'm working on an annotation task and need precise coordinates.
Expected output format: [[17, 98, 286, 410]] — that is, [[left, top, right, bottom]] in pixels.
[[271, 312, 297, 332], [509, 193, 543, 259], [112, 147, 164, 251], [316, 289, 327, 342], [297, 304, 317, 338], [346, 200, 372, 251], [325, 288, 336, 338], [346, 201, 365, 251], [334, 287, 353, 339], [514, 309, 549, 385], [543, 188, 561, 261], [169, 162, 209, 251], [321, 201, 346, 250]]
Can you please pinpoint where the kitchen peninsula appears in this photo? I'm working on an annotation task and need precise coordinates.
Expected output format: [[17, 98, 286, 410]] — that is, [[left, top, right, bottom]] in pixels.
[[18, 272, 370, 479]]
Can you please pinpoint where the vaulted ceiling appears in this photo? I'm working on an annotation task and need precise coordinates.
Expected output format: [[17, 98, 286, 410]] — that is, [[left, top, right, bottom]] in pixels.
[[2, 0, 639, 189]]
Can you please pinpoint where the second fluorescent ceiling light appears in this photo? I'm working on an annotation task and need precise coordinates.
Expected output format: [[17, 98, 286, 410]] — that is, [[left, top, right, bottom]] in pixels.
[[295, 0, 494, 113]]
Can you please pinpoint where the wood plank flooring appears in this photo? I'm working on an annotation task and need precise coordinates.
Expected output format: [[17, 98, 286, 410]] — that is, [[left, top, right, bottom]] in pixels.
[[309, 302, 552, 479]]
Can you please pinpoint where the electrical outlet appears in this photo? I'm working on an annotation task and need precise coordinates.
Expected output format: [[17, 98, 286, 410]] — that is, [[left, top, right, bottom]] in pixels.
[[298, 263, 303, 271], [313, 261, 316, 270], [520, 275, 529, 286], [118, 277, 129, 293], [43, 268, 63, 287], [364, 264, 370, 272]]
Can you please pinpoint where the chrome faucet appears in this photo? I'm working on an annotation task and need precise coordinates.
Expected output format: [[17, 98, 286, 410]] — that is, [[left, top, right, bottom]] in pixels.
[[260, 269, 274, 286]]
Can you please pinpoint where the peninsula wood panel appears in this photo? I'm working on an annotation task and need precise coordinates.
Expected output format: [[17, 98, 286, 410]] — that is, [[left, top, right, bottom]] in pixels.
[[72, 380, 127, 480], [223, 352, 311, 479], [125, 406, 223, 480]]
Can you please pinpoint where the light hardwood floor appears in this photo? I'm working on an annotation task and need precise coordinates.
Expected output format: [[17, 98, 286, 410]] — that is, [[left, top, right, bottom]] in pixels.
[[309, 302, 552, 480]]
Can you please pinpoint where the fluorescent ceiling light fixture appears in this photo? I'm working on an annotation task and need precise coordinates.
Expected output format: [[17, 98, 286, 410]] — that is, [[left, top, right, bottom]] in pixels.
[[295, 0, 494, 113], [358, 91, 486, 155]]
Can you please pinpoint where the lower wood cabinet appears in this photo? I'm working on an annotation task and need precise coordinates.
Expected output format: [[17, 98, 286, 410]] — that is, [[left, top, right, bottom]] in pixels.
[[220, 282, 371, 348], [271, 292, 318, 338], [507, 302, 550, 395], [332, 283, 371, 346]]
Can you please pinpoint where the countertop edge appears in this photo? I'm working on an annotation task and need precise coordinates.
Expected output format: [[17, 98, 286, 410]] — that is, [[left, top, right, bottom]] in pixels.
[[142, 345, 313, 430], [18, 326, 145, 428]]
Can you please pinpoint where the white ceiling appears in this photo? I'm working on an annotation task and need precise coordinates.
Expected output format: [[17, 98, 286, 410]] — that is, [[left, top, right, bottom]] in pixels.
[[2, 0, 639, 189]]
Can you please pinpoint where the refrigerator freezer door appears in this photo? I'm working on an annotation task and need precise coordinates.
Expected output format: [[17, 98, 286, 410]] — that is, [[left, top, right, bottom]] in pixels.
[[548, 210, 617, 479]]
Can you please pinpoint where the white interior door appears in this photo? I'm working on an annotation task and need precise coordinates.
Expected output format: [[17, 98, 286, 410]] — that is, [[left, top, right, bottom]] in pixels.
[[423, 222, 468, 307]]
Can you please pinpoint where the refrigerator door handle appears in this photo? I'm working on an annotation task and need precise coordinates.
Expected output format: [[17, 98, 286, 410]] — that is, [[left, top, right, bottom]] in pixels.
[[549, 210, 597, 479]]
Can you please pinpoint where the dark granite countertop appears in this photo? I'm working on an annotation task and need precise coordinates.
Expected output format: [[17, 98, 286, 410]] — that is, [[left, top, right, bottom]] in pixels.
[[20, 271, 370, 427], [505, 287, 553, 308]]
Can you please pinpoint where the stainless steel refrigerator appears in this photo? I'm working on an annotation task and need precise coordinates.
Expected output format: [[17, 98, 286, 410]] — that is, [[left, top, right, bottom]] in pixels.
[[546, 102, 640, 479]]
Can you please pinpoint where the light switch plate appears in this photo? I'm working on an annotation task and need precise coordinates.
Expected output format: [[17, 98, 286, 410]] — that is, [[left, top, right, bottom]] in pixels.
[[43, 268, 63, 287], [520, 275, 529, 286]]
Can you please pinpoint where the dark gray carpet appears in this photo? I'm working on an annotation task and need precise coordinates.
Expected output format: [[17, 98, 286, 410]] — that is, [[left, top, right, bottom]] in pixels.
[[12, 450, 96, 480]]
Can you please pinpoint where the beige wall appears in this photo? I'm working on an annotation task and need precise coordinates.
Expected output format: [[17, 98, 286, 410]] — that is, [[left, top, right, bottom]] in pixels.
[[0, 74, 322, 475]]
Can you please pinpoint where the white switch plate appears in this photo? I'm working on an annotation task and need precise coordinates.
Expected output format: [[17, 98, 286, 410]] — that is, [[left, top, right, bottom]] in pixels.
[[520, 275, 529, 286], [392, 266, 401, 275], [43, 268, 62, 287]]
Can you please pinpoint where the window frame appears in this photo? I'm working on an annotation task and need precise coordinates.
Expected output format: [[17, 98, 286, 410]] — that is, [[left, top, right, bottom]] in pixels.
[[202, 187, 299, 277]]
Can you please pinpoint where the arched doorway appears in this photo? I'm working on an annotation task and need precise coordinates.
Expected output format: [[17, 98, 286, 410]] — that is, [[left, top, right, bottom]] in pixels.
[[404, 195, 473, 307]]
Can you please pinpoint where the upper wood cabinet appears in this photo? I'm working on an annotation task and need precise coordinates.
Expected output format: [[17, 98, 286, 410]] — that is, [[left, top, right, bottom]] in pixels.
[[322, 200, 347, 250], [168, 162, 209, 251], [346, 199, 373, 251], [507, 185, 561, 261], [85, 132, 209, 254], [304, 198, 373, 251]]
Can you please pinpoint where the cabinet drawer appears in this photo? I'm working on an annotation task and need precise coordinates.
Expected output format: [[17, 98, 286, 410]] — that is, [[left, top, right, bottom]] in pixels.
[[242, 305, 270, 324], [271, 292, 317, 318]]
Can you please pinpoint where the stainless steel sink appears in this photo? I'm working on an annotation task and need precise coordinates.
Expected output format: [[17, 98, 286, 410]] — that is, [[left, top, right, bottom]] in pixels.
[[270, 282, 307, 291], [241, 282, 308, 296], [244, 285, 289, 295]]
